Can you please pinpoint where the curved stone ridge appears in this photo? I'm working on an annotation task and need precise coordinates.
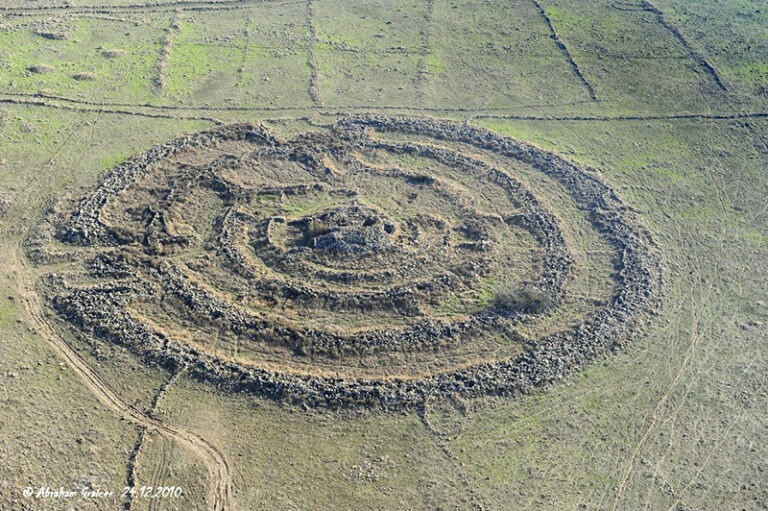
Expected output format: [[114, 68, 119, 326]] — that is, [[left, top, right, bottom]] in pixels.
[[37, 116, 662, 409]]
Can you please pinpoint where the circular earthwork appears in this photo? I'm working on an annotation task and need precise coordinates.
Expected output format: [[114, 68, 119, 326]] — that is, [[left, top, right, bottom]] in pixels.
[[35, 115, 662, 408]]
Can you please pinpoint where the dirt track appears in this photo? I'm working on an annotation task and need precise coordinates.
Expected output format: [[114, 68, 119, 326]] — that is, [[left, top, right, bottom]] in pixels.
[[11, 242, 233, 511]]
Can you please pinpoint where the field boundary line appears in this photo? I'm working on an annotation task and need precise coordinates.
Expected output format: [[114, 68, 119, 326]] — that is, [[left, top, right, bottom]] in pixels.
[[641, 0, 728, 91], [306, 0, 323, 107], [531, 0, 598, 101]]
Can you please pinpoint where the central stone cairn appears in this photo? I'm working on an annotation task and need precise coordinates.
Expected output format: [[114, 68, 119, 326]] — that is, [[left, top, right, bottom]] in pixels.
[[37, 116, 661, 408], [299, 204, 397, 254]]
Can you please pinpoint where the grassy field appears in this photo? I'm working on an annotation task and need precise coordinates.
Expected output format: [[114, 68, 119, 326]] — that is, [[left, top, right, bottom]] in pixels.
[[0, 0, 767, 510]]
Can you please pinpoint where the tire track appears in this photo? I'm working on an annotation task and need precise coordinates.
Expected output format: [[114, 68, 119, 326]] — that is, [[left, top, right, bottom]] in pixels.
[[630, 155, 760, 510], [147, 436, 172, 511], [609, 172, 728, 511], [664, 373, 767, 511], [11, 245, 233, 511], [609, 271, 713, 511], [634, 158, 732, 511]]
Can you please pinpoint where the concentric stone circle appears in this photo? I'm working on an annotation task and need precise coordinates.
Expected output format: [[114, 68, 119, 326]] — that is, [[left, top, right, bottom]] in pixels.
[[36, 115, 661, 409]]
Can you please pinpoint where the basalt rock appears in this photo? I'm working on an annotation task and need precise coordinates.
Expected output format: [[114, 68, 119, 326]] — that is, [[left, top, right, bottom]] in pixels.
[[32, 116, 662, 409]]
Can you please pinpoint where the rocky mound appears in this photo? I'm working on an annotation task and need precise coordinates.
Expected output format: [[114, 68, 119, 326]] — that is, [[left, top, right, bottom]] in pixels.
[[31, 115, 662, 409]]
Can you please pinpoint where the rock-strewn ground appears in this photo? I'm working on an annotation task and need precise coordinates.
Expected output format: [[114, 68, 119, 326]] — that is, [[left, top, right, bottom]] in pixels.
[[33, 116, 662, 409]]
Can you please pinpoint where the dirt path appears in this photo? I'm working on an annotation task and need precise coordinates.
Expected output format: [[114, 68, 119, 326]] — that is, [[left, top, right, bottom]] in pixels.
[[10, 243, 233, 511], [609, 164, 731, 511]]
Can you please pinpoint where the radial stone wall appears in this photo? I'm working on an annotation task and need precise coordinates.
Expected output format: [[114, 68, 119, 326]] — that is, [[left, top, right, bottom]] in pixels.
[[36, 116, 662, 409]]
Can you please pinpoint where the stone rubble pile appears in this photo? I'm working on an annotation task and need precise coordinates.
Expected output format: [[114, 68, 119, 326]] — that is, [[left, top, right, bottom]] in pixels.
[[36, 116, 661, 409]]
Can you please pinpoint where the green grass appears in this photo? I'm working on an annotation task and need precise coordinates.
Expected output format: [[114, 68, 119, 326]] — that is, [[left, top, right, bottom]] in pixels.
[[427, 55, 444, 73], [0, 1, 767, 509], [0, 17, 162, 103]]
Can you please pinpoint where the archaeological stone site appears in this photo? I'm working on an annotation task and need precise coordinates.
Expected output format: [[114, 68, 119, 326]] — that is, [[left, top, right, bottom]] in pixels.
[[28, 116, 662, 409]]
